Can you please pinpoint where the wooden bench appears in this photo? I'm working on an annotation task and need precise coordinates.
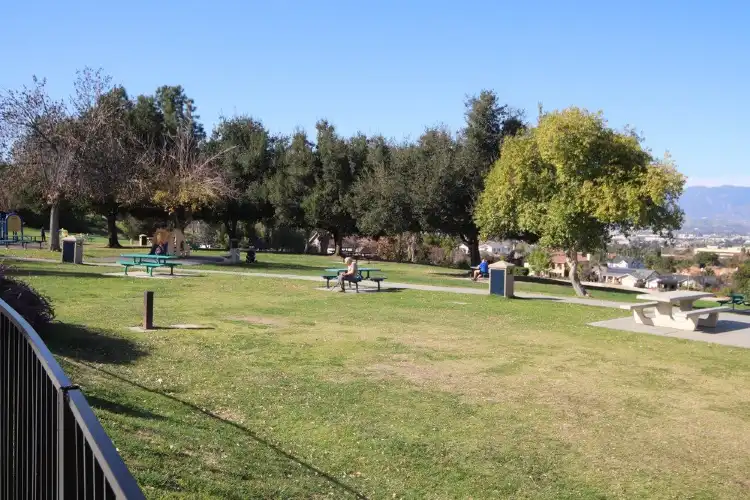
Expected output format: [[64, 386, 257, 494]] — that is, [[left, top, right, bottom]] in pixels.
[[370, 277, 387, 291], [321, 274, 337, 288], [619, 301, 659, 325], [674, 306, 730, 329]]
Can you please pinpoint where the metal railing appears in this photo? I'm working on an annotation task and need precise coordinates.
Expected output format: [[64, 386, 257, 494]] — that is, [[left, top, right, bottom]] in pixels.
[[0, 299, 144, 499]]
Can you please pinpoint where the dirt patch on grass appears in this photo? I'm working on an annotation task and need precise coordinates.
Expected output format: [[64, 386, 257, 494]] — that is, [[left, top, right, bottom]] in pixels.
[[363, 359, 508, 401], [228, 316, 287, 327]]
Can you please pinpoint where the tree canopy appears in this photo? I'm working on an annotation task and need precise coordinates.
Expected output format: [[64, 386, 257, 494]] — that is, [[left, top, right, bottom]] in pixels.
[[475, 107, 685, 296]]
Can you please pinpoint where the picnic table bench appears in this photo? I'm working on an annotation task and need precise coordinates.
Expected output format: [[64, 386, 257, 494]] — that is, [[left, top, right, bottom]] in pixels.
[[119, 254, 182, 276], [718, 293, 746, 310], [623, 291, 730, 331], [323, 267, 386, 292]]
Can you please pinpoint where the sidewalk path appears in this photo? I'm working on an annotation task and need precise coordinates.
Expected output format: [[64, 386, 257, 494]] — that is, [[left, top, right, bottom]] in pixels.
[[1, 256, 628, 309]]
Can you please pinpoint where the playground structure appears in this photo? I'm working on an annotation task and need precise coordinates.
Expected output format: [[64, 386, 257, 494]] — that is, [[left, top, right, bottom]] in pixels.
[[0, 212, 42, 248], [150, 228, 191, 258]]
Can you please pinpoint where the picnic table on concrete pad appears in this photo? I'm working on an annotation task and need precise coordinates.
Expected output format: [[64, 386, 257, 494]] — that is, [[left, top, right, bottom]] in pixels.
[[622, 290, 729, 331]]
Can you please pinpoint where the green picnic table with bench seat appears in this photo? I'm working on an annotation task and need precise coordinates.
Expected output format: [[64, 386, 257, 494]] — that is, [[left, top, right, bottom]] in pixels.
[[119, 254, 182, 276], [323, 267, 387, 292], [718, 293, 747, 310]]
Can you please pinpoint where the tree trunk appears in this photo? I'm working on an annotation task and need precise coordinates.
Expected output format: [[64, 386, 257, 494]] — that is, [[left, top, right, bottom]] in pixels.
[[333, 230, 343, 257], [567, 250, 588, 297], [463, 234, 481, 266], [318, 232, 330, 255], [106, 208, 121, 248], [48, 203, 61, 252], [305, 230, 319, 254], [406, 232, 421, 263], [224, 217, 238, 240]]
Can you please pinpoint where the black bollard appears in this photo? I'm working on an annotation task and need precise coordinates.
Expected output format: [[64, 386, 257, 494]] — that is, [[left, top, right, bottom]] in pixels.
[[143, 291, 154, 330]]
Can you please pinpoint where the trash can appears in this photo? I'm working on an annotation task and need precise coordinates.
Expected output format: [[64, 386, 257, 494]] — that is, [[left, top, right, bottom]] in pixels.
[[139, 234, 148, 246], [488, 261, 515, 298], [61, 236, 83, 264]]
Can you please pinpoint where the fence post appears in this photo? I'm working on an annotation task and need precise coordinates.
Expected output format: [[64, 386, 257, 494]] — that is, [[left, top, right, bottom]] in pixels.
[[56, 388, 66, 498], [144, 291, 154, 330]]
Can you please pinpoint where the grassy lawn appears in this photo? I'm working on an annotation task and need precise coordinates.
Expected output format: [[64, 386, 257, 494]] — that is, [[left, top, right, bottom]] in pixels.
[[0, 241, 646, 302], [7, 260, 750, 498]]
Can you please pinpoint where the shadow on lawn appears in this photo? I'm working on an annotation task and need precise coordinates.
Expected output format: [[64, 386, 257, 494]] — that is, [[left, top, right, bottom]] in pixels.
[[219, 261, 331, 273], [72, 361, 369, 499], [41, 323, 148, 365], [86, 394, 166, 420], [6, 268, 114, 280]]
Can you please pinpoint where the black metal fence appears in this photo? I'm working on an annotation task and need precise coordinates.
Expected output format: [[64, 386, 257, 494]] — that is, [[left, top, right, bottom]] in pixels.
[[0, 299, 144, 499]]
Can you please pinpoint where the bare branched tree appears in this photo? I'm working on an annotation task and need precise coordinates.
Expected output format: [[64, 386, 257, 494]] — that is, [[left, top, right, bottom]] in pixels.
[[148, 108, 235, 231], [73, 69, 152, 247], [0, 77, 77, 250]]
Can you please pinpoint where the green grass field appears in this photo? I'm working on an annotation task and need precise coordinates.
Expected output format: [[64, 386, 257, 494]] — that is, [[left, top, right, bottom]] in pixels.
[[5, 259, 750, 498], [0, 237, 648, 303]]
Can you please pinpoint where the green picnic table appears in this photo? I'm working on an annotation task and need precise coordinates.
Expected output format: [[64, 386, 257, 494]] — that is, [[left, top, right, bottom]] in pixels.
[[119, 253, 181, 276], [325, 267, 381, 279]]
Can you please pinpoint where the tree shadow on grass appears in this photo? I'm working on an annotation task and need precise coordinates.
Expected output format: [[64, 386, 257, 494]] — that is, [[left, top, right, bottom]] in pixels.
[[6, 268, 116, 280], [40, 323, 148, 365], [219, 261, 331, 273], [429, 271, 472, 279], [86, 394, 166, 420], [72, 360, 369, 499]]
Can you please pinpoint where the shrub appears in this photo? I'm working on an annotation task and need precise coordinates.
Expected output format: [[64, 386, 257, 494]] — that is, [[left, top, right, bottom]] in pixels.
[[0, 265, 54, 328]]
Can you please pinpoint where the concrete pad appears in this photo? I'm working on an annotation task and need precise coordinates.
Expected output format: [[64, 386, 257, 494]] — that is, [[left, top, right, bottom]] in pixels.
[[589, 312, 750, 348]]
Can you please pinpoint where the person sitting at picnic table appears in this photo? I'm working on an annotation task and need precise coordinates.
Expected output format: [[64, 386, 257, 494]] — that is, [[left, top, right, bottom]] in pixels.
[[472, 258, 489, 281], [335, 257, 359, 292]]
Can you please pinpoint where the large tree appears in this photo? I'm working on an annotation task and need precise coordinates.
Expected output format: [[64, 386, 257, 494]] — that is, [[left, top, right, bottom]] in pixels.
[[475, 107, 685, 296], [207, 116, 275, 240], [302, 121, 359, 256], [149, 106, 234, 231], [267, 130, 326, 253], [0, 77, 79, 251], [412, 91, 524, 265], [72, 70, 147, 247]]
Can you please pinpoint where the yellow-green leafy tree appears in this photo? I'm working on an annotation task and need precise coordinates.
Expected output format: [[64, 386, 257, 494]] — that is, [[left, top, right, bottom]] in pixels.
[[475, 108, 685, 296]]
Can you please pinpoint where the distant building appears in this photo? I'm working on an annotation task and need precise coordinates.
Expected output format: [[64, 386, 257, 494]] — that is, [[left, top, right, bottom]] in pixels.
[[621, 269, 659, 288], [607, 256, 645, 269], [549, 252, 590, 278]]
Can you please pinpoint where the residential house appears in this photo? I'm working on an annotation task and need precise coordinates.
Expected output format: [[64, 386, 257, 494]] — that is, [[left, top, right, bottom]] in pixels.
[[549, 252, 590, 278], [680, 275, 717, 290], [621, 269, 659, 288], [647, 274, 689, 291], [459, 241, 512, 256], [595, 266, 630, 284], [478, 241, 511, 256], [607, 256, 645, 269]]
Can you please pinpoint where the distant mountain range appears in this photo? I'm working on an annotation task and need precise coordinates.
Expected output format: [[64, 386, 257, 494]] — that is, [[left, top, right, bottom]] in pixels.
[[680, 186, 750, 233]]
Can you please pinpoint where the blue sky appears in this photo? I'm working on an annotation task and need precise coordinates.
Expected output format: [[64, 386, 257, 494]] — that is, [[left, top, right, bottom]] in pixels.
[[2, 0, 748, 186]]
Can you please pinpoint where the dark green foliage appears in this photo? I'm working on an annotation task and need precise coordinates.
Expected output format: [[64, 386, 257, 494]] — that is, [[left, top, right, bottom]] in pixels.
[[302, 121, 360, 254], [695, 252, 720, 267], [206, 116, 276, 239], [0, 265, 54, 328]]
